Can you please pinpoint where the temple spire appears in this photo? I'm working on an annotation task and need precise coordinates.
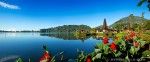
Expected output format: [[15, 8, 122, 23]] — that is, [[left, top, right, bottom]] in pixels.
[[127, 23, 131, 30], [102, 19, 108, 32]]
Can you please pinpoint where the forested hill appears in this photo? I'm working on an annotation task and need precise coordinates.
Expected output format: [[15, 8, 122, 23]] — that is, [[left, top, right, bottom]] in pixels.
[[40, 25, 91, 33], [110, 15, 149, 27]]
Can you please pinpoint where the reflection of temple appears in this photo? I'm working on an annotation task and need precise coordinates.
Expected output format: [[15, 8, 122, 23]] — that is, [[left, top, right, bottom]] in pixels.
[[102, 19, 109, 32], [80, 37, 84, 43]]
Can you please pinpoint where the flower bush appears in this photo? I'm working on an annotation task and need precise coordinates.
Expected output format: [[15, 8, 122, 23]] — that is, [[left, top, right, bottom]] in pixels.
[[76, 32, 150, 62], [140, 34, 150, 44]]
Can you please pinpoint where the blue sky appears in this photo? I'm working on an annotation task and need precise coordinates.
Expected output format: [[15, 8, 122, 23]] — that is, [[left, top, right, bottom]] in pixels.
[[0, 0, 150, 31]]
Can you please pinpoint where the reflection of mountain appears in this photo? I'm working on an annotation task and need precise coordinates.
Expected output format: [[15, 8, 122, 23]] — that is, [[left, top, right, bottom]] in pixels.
[[40, 33, 91, 40]]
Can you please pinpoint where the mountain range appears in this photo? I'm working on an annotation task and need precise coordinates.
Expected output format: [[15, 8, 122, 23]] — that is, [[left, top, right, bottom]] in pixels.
[[110, 16, 149, 27], [96, 15, 149, 28]]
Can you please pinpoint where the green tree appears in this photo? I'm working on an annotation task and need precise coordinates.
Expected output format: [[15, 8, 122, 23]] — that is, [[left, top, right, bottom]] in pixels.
[[137, 0, 150, 11], [143, 20, 150, 29], [91, 28, 97, 33], [132, 23, 139, 31], [115, 24, 124, 32], [40, 25, 91, 33], [141, 12, 145, 33]]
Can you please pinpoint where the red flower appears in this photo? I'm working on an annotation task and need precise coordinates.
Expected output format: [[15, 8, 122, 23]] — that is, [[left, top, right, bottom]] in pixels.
[[130, 32, 135, 38], [110, 42, 117, 51], [86, 56, 91, 62], [115, 36, 119, 40], [133, 41, 139, 48], [40, 51, 51, 62], [40, 57, 46, 62], [40, 57, 45, 61], [103, 37, 109, 44], [125, 37, 130, 41], [44, 52, 50, 58]]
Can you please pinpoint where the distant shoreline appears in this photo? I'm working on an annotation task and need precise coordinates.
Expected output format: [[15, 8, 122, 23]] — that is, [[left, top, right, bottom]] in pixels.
[[0, 31, 40, 33]]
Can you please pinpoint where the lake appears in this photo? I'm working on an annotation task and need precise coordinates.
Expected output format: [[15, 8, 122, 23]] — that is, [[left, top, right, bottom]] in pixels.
[[0, 32, 113, 62]]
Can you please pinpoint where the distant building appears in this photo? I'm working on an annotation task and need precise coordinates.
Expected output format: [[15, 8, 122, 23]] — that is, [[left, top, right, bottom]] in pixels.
[[96, 28, 101, 33], [79, 27, 85, 34], [123, 23, 132, 33]]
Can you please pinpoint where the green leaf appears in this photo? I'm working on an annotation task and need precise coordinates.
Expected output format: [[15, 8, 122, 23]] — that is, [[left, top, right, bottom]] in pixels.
[[50, 56, 56, 62], [103, 44, 109, 55], [133, 36, 137, 40], [142, 50, 150, 57], [16, 58, 23, 62], [59, 52, 64, 55], [29, 59, 31, 62], [124, 56, 130, 62], [117, 38, 126, 51], [115, 51, 122, 57], [121, 40, 126, 47], [97, 43, 103, 52], [137, 0, 147, 6], [134, 47, 139, 55], [141, 0, 147, 2], [94, 49, 100, 53], [130, 46, 135, 56], [137, 1, 142, 6], [138, 40, 146, 47], [130, 46, 139, 56], [93, 53, 102, 59]]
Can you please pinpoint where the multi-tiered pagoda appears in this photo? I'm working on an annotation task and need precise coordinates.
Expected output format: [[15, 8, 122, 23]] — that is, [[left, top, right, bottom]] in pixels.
[[102, 19, 109, 32]]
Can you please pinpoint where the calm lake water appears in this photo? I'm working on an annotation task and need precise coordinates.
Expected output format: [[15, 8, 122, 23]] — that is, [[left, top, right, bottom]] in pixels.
[[0, 32, 113, 62]]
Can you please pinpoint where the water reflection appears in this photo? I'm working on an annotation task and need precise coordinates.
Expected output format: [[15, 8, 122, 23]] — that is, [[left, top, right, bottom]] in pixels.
[[40, 33, 90, 40], [0, 33, 114, 62], [40, 33, 107, 41], [40, 33, 115, 45]]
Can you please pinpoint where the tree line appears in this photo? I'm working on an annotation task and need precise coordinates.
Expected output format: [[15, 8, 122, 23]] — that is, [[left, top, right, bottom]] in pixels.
[[40, 25, 91, 33]]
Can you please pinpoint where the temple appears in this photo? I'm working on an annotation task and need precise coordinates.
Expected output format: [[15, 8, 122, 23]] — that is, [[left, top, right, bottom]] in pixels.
[[127, 23, 131, 30], [102, 19, 109, 32]]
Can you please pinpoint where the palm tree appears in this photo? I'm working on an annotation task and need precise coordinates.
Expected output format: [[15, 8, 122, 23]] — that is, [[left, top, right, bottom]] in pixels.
[[137, 0, 150, 11], [141, 12, 145, 24], [141, 12, 145, 34]]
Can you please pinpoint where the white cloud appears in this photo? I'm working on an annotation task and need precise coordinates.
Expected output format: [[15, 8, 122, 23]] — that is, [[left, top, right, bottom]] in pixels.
[[0, 1, 20, 9]]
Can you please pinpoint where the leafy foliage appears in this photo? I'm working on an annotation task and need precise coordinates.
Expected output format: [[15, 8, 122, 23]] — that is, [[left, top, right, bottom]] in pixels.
[[76, 32, 149, 62], [114, 24, 124, 30], [140, 34, 150, 44], [143, 20, 150, 29], [137, 0, 150, 11]]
